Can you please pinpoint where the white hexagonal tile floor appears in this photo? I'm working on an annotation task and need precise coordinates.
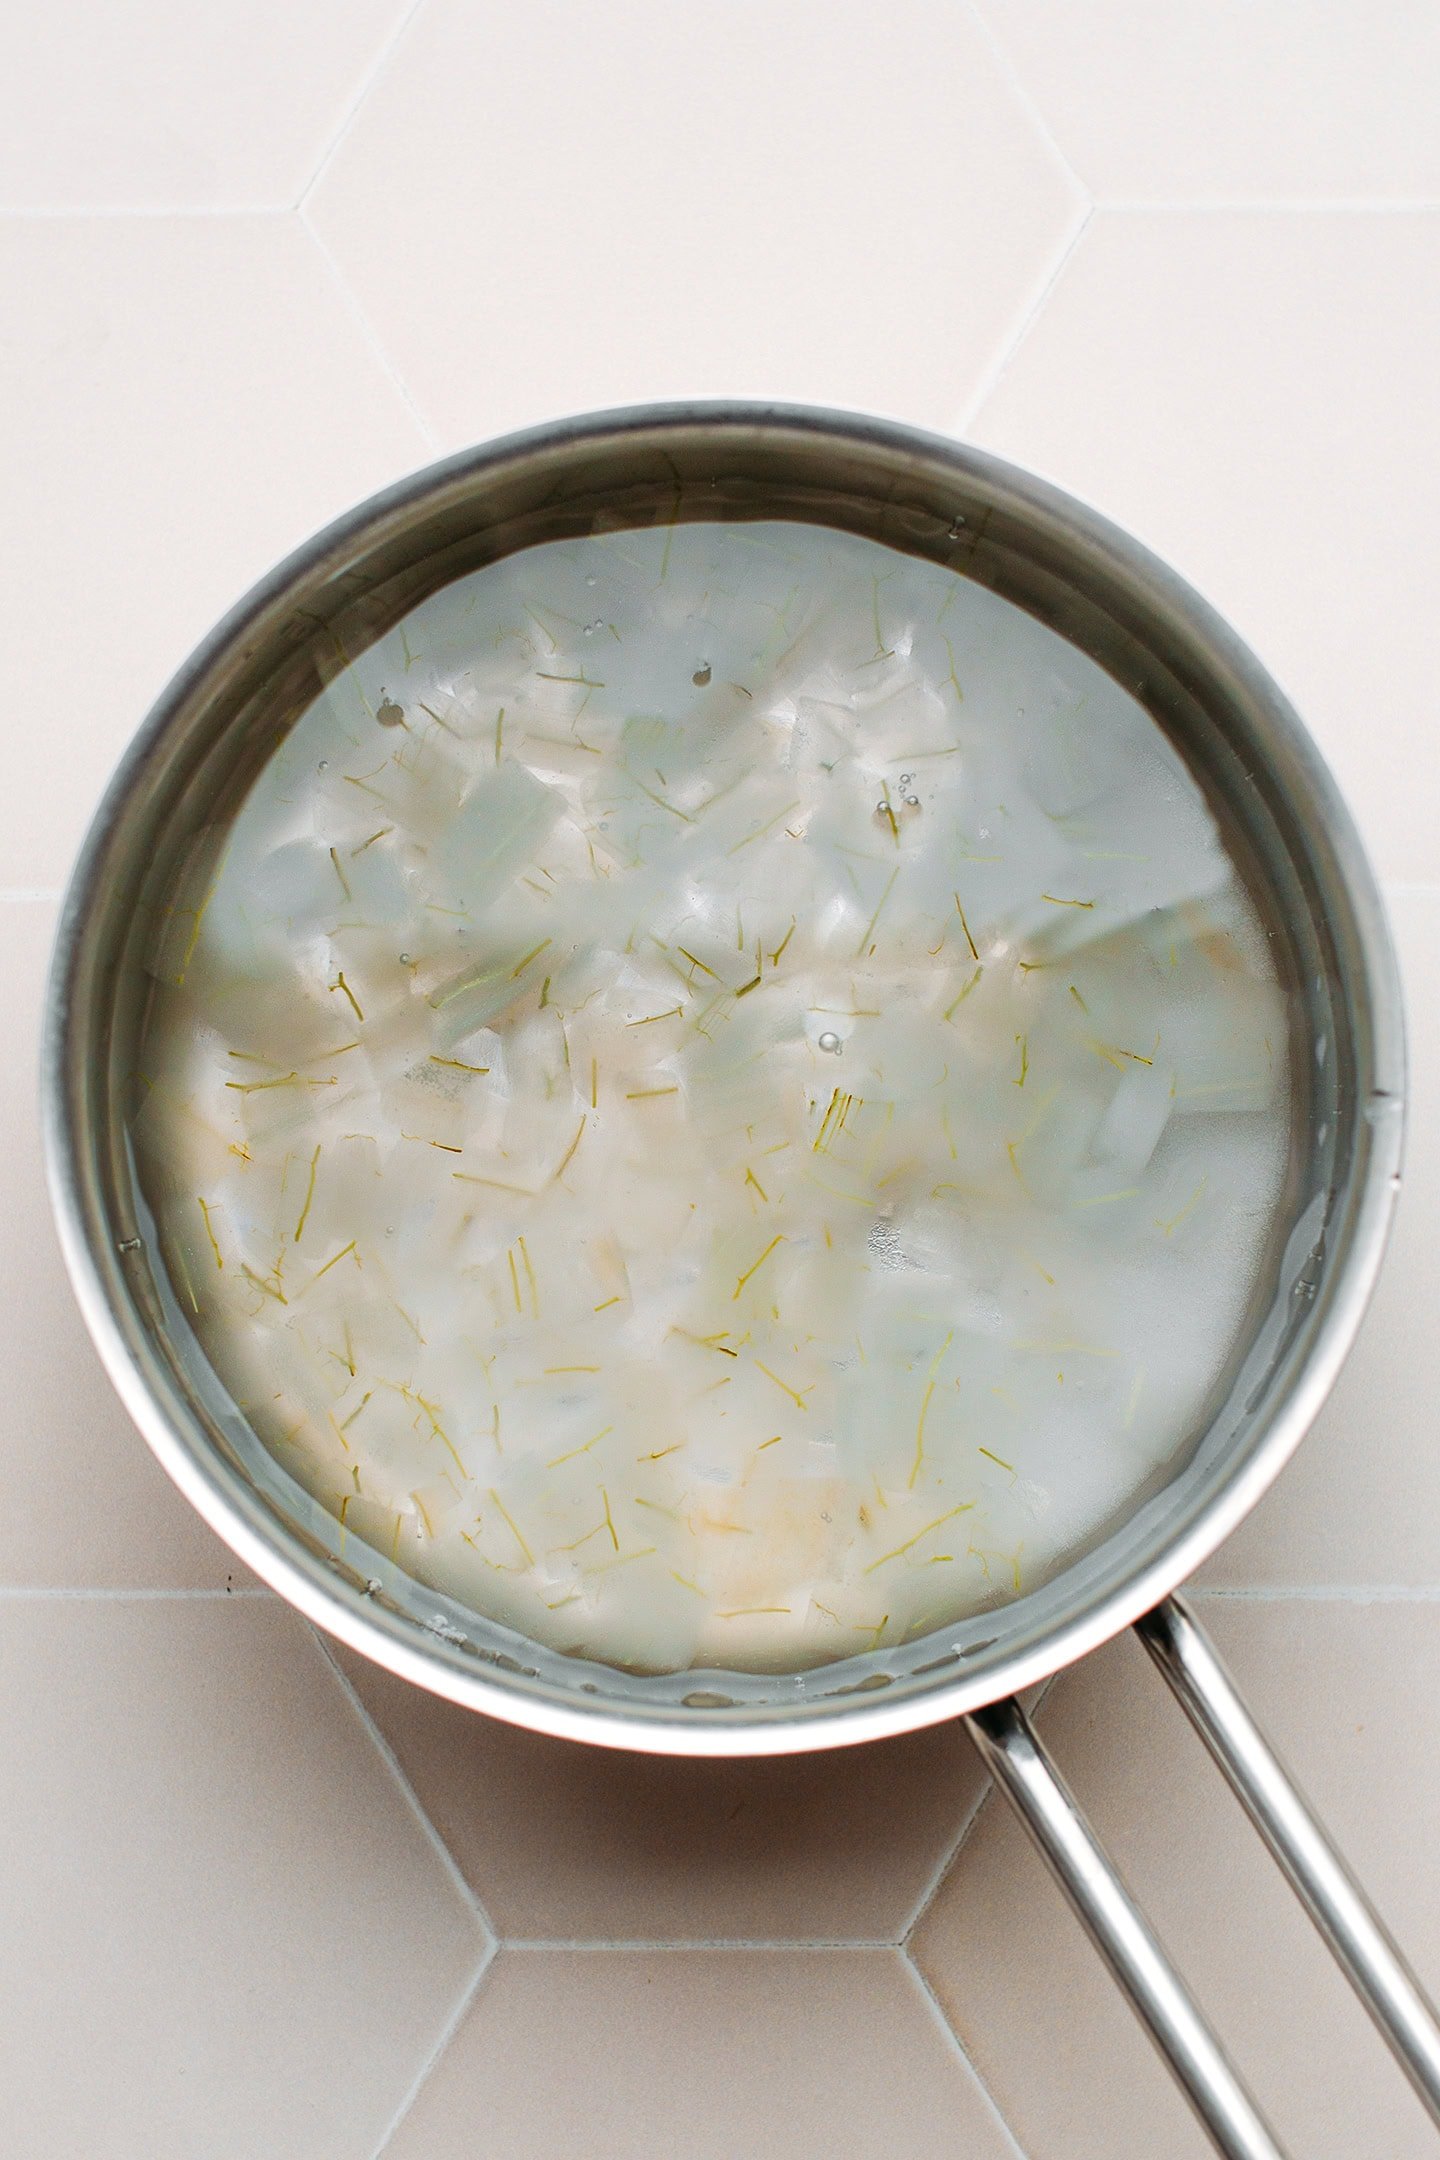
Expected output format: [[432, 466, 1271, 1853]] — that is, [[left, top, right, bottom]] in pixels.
[[383, 1948, 1018, 2160], [965, 206, 1440, 885], [0, 214, 430, 891], [330, 1640, 989, 1945], [305, 0, 1085, 447], [0, 0, 419, 211], [0, 1598, 488, 2159], [5, 3, 1440, 2155]]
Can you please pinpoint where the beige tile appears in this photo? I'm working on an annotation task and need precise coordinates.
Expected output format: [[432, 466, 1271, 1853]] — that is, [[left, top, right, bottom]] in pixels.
[[4, 900, 249, 1587], [1201, 888, 1440, 1588], [0, 216, 429, 889], [335, 1644, 987, 1942], [0, 1597, 485, 2160], [308, 0, 1082, 449], [969, 211, 1440, 883], [977, 1, 1440, 201], [913, 1603, 1440, 2158], [1, 0, 415, 209], [386, 1946, 1015, 2159]]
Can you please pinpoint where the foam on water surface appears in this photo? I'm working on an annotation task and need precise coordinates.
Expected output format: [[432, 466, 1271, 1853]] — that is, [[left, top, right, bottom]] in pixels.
[[134, 521, 1292, 1674]]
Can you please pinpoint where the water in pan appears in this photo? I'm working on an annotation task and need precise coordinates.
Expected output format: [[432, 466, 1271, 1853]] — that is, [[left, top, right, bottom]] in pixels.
[[132, 520, 1290, 1675]]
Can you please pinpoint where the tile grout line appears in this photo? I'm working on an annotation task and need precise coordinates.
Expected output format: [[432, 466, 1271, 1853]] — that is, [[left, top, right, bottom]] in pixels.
[[899, 1947, 1033, 2160], [1189, 1584, 1440, 1603], [310, 1625, 499, 1937], [368, 1939, 498, 2160], [1095, 196, 1440, 214], [0, 197, 1434, 226], [957, 0, 1095, 452], [952, 202, 1093, 437], [0, 204, 291, 220], [964, 0, 1089, 202], [0, 1584, 274, 1599], [896, 1761, 996, 1943], [294, 0, 432, 212], [899, 1672, 1059, 1945], [296, 209, 442, 452], [501, 1937, 897, 1953]]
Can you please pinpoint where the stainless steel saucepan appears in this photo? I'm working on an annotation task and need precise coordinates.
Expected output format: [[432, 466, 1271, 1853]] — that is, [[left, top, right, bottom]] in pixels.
[[42, 405, 1439, 2158]]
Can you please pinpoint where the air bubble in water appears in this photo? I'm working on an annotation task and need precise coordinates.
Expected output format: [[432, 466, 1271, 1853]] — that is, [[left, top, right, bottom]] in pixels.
[[817, 1031, 842, 1053]]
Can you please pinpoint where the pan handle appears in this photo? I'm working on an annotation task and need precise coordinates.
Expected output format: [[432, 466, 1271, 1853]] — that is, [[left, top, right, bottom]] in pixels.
[[964, 1696, 1290, 2160], [966, 1595, 1440, 2157], [1136, 1593, 1440, 2125]]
